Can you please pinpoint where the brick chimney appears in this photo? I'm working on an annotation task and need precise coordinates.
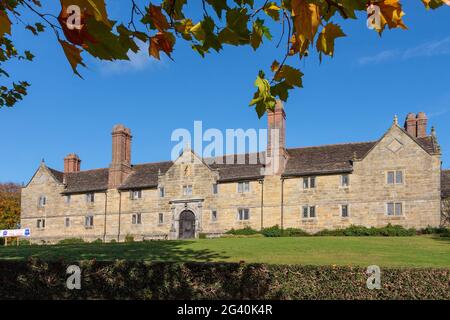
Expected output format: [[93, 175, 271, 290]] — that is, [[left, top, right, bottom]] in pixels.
[[64, 154, 81, 173], [416, 112, 428, 138], [404, 113, 417, 137], [108, 124, 132, 189], [266, 100, 288, 175]]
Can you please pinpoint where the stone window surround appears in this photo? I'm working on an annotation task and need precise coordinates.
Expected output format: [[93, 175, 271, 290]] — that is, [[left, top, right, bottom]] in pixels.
[[386, 170, 405, 186], [386, 202, 405, 217], [340, 174, 350, 188], [130, 190, 143, 201], [65, 217, 70, 227], [211, 209, 218, 223], [85, 214, 94, 229], [36, 218, 46, 230], [132, 213, 142, 225], [38, 195, 47, 208], [237, 181, 250, 194], [159, 186, 165, 198], [302, 177, 317, 190], [302, 205, 317, 220], [237, 208, 250, 221], [158, 213, 164, 225], [341, 204, 350, 218], [183, 185, 193, 196], [85, 192, 95, 204], [212, 183, 219, 195]]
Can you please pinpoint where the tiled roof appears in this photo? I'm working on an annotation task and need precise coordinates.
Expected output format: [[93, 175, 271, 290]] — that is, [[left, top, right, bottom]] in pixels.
[[442, 170, 450, 198], [48, 133, 440, 194], [63, 168, 110, 194], [119, 161, 173, 190], [283, 142, 375, 177]]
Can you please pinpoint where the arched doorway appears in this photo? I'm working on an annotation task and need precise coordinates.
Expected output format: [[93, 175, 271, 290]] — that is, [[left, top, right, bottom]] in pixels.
[[179, 210, 196, 239]]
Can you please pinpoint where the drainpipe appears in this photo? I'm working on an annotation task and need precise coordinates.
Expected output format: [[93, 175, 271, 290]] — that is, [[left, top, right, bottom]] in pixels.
[[103, 191, 108, 242], [281, 177, 285, 231], [117, 191, 122, 242], [259, 179, 264, 230]]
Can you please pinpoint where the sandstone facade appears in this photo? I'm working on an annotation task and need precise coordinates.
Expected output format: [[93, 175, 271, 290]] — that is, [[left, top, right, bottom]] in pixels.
[[21, 107, 446, 243]]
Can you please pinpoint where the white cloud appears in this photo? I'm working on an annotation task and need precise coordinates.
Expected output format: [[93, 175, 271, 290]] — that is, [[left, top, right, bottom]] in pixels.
[[359, 36, 450, 65], [358, 50, 400, 65], [99, 40, 163, 75]]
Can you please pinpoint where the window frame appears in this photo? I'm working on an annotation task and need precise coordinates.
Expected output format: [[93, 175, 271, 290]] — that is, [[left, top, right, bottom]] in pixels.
[[237, 208, 250, 221], [211, 210, 218, 222], [387, 170, 404, 185], [132, 213, 142, 225], [302, 206, 317, 219], [85, 214, 94, 228], [387, 202, 403, 216], [212, 183, 218, 195], [183, 185, 193, 196], [131, 190, 142, 200], [38, 195, 47, 208], [341, 204, 349, 218], [237, 181, 250, 193], [341, 174, 350, 187], [65, 217, 70, 228], [36, 218, 46, 229], [159, 186, 165, 198], [302, 177, 316, 189], [158, 213, 164, 225], [86, 193, 95, 204], [65, 195, 71, 205]]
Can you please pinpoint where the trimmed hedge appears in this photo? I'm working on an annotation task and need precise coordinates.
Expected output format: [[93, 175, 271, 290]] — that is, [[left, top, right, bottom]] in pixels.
[[227, 224, 450, 238], [0, 259, 448, 300]]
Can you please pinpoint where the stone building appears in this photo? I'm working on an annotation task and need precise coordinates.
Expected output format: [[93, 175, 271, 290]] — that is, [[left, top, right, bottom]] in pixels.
[[21, 105, 449, 243]]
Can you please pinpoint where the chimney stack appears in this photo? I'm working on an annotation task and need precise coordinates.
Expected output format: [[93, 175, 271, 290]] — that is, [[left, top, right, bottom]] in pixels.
[[416, 112, 428, 138], [404, 113, 417, 137], [108, 124, 132, 189], [404, 112, 428, 138], [266, 100, 288, 175], [64, 154, 81, 173]]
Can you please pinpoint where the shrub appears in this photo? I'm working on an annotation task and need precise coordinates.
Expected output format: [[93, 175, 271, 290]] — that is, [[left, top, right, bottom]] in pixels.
[[199, 233, 207, 239], [221, 234, 264, 238], [283, 228, 310, 237], [124, 234, 134, 243], [0, 260, 448, 300], [91, 238, 103, 244], [225, 227, 260, 236], [419, 226, 449, 235], [57, 238, 85, 245], [261, 225, 283, 237], [110, 239, 117, 243]]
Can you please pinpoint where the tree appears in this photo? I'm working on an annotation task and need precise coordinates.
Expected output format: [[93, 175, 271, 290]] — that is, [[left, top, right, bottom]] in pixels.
[[0, 183, 21, 230], [0, 0, 448, 116]]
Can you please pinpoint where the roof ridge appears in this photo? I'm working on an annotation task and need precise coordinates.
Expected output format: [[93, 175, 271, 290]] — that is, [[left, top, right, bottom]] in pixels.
[[67, 167, 109, 174], [287, 141, 376, 151]]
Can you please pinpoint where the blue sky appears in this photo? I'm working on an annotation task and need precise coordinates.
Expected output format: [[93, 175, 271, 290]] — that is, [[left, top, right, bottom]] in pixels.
[[1, 1, 450, 183]]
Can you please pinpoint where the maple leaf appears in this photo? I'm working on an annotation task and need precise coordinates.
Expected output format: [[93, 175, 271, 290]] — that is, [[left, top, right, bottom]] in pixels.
[[147, 5, 170, 32], [0, 10, 12, 37], [149, 32, 176, 60], [316, 23, 346, 61], [59, 40, 86, 78], [249, 71, 276, 118], [368, 0, 407, 35]]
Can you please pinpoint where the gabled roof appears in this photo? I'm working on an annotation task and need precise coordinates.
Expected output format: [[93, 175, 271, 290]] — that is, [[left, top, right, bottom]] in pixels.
[[62, 168, 109, 194], [119, 161, 173, 190], [48, 128, 440, 194], [283, 142, 375, 177], [442, 170, 450, 199]]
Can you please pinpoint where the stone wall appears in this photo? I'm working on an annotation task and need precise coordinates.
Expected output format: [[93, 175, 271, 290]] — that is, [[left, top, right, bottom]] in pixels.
[[21, 126, 442, 243]]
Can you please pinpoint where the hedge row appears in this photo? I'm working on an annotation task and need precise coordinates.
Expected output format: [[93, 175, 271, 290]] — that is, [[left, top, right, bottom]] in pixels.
[[0, 259, 448, 300], [226, 224, 450, 237]]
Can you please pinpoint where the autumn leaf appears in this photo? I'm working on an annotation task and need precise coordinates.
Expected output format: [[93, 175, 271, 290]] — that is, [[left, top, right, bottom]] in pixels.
[[149, 32, 176, 60], [0, 10, 12, 37], [291, 0, 321, 56], [264, 2, 281, 21], [368, 0, 407, 35], [421, 0, 447, 9], [59, 40, 86, 77], [316, 23, 346, 61], [147, 5, 170, 32]]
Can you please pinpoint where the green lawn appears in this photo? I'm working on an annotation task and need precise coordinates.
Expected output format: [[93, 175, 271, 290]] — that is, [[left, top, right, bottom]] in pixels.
[[1, 236, 450, 268]]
